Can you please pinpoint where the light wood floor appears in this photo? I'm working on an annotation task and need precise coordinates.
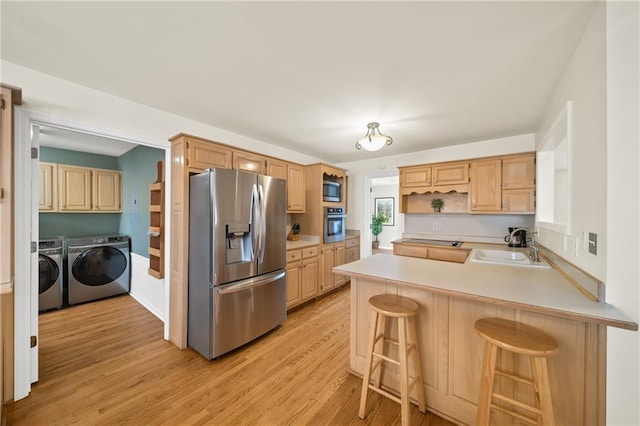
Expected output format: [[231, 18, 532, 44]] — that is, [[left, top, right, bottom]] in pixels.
[[7, 286, 455, 425]]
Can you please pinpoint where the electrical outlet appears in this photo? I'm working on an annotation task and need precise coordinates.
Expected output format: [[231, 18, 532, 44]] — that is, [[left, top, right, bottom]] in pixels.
[[432, 222, 439, 231], [588, 232, 597, 255]]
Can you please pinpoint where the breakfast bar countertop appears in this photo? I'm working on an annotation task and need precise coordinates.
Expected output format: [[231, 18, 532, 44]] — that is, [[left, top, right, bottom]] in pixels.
[[334, 249, 637, 331]]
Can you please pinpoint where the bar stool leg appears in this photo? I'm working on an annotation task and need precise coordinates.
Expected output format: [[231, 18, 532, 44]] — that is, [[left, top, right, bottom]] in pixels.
[[372, 314, 387, 389], [408, 316, 427, 412], [359, 311, 380, 419], [398, 317, 410, 426], [534, 357, 555, 426], [476, 342, 498, 426]]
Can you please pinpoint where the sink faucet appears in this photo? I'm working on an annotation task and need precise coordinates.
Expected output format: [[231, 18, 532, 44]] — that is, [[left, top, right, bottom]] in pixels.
[[508, 227, 540, 263]]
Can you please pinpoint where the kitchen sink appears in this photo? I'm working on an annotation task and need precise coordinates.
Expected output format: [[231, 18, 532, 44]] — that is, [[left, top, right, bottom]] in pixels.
[[469, 249, 551, 269]]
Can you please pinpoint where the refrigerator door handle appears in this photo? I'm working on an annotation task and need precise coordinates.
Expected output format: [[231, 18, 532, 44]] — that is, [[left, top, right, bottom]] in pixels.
[[258, 184, 266, 263], [215, 270, 286, 295], [251, 183, 260, 261]]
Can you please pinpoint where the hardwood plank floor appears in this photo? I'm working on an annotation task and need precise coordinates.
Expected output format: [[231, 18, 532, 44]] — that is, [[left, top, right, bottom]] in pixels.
[[7, 286, 456, 425]]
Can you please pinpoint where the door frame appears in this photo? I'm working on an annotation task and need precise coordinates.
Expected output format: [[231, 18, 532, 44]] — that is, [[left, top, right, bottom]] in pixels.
[[13, 106, 171, 400], [362, 171, 400, 257]]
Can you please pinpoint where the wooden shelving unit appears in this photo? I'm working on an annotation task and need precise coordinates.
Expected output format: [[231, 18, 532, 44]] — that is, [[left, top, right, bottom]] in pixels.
[[148, 161, 165, 279]]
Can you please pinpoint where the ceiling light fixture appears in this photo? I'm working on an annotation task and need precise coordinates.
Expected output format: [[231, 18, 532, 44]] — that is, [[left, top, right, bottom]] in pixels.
[[355, 122, 393, 152]]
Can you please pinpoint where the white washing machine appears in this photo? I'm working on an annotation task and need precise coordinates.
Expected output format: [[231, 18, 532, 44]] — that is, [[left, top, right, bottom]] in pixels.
[[66, 234, 130, 305], [38, 238, 64, 312]]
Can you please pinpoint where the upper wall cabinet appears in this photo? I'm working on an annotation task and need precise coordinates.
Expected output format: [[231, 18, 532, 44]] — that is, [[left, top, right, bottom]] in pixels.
[[399, 152, 535, 215], [233, 151, 267, 174], [186, 138, 232, 170], [39, 162, 58, 212], [286, 164, 305, 213], [266, 158, 288, 180], [469, 159, 502, 212], [399, 162, 469, 198], [55, 164, 122, 213]]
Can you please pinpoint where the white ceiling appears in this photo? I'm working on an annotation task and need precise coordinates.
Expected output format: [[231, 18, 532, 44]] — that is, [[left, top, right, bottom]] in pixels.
[[38, 125, 137, 157], [1, 1, 598, 163]]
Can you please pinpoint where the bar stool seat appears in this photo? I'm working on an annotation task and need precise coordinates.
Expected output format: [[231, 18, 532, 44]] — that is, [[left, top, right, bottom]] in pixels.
[[474, 318, 558, 426], [359, 294, 427, 426]]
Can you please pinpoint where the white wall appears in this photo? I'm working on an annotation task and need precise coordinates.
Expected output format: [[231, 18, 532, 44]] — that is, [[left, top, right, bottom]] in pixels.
[[604, 1, 640, 425], [338, 134, 535, 255], [534, 4, 607, 280], [371, 183, 403, 249], [3, 61, 323, 321], [535, 3, 639, 423], [129, 253, 165, 321]]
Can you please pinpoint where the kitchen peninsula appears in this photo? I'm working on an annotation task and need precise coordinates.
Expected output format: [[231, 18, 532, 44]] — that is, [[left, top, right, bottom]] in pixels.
[[334, 248, 637, 425]]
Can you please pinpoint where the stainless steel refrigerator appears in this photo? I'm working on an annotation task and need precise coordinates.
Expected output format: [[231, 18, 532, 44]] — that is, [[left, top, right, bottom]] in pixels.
[[188, 168, 287, 359]]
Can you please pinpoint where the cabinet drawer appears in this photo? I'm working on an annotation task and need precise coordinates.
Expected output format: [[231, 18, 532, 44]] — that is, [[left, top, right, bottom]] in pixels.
[[302, 246, 319, 259], [428, 248, 470, 263], [287, 250, 302, 263], [345, 247, 358, 264], [393, 244, 428, 259], [345, 238, 359, 248]]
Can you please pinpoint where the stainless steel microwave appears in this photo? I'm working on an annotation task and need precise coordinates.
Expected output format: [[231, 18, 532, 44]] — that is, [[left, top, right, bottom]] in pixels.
[[323, 180, 341, 202]]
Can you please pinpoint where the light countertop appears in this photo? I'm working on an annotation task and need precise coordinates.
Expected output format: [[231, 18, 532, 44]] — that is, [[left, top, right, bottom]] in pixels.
[[286, 235, 321, 250], [334, 246, 637, 331]]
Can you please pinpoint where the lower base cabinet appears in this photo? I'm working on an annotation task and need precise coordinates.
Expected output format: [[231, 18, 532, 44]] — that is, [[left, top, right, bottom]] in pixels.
[[286, 246, 319, 309], [320, 242, 346, 294]]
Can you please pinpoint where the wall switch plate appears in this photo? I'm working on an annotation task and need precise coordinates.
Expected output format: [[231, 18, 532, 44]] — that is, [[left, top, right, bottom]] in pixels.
[[588, 232, 597, 255], [432, 222, 439, 231]]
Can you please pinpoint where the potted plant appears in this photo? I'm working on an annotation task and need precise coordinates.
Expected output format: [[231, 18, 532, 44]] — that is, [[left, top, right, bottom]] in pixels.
[[371, 213, 388, 249], [431, 198, 444, 213]]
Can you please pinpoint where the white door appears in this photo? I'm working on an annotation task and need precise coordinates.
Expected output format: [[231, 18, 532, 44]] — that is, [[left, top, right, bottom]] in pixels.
[[30, 124, 40, 383]]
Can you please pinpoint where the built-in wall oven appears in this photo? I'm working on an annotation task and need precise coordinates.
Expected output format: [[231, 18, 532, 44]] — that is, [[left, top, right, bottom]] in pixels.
[[323, 207, 345, 243]]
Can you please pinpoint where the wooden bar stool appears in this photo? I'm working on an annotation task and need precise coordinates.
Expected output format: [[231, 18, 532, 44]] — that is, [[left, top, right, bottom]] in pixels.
[[474, 318, 558, 426], [359, 294, 427, 426]]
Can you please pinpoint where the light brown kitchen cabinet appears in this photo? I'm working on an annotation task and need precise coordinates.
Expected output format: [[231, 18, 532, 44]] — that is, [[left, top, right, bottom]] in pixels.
[[38, 162, 57, 212], [266, 158, 288, 180], [502, 154, 535, 189], [57, 165, 122, 213], [186, 138, 232, 170], [320, 241, 346, 294], [301, 246, 319, 301], [394, 243, 429, 259], [469, 159, 502, 212], [345, 234, 360, 264], [233, 151, 266, 174], [432, 162, 469, 186], [286, 164, 305, 213], [286, 249, 302, 308], [502, 153, 535, 213], [92, 169, 121, 211], [286, 245, 319, 309], [392, 241, 470, 263], [502, 188, 535, 212], [400, 165, 432, 187], [58, 165, 92, 211]]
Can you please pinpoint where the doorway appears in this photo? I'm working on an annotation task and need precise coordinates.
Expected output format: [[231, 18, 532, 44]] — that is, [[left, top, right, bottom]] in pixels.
[[363, 172, 402, 257], [13, 108, 171, 400]]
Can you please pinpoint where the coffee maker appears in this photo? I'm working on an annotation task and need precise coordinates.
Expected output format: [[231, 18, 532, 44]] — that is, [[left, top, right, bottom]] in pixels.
[[504, 227, 527, 247]]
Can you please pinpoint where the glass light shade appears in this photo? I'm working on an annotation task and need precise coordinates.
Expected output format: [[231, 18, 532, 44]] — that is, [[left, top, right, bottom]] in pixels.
[[357, 135, 390, 151], [355, 122, 393, 151]]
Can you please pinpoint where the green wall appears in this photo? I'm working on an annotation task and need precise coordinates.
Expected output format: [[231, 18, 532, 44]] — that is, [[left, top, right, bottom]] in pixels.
[[117, 145, 165, 256], [39, 145, 165, 257]]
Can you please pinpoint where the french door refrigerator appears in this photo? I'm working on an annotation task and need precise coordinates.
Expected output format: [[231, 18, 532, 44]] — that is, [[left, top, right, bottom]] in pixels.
[[188, 168, 287, 359]]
